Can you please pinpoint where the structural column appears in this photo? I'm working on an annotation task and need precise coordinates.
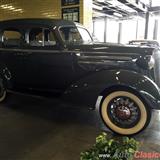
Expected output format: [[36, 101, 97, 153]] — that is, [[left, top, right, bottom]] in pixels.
[[136, 19, 139, 40], [61, 0, 93, 30], [118, 22, 122, 44], [153, 19, 158, 40], [104, 17, 107, 42], [81, 0, 93, 30], [144, 12, 149, 39]]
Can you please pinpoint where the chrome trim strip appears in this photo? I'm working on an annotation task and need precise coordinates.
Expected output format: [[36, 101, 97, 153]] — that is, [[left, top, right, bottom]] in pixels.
[[78, 61, 128, 65], [0, 48, 61, 53], [0, 48, 141, 57], [78, 56, 132, 61], [80, 52, 140, 56]]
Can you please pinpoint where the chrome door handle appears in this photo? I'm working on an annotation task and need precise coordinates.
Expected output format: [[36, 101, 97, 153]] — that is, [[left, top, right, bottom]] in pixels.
[[15, 52, 32, 56]]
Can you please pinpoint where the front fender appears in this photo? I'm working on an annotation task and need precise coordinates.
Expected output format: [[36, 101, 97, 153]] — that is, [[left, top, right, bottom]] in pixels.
[[62, 69, 160, 110]]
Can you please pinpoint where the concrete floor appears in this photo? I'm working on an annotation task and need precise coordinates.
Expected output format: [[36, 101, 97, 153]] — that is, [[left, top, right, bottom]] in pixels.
[[0, 94, 160, 160]]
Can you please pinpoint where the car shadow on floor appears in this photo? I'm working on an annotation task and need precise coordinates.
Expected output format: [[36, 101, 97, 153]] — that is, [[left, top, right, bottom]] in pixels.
[[0, 93, 160, 160], [4, 93, 102, 127]]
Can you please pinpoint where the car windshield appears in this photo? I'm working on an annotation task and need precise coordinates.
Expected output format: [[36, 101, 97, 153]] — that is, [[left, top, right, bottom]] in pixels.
[[59, 26, 92, 44]]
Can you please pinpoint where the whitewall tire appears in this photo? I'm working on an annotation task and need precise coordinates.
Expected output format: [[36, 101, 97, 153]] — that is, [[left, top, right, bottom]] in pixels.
[[100, 90, 151, 135], [0, 79, 7, 102]]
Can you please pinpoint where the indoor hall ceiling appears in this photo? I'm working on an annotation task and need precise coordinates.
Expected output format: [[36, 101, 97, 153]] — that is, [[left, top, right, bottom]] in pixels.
[[0, 0, 160, 21], [0, 0, 61, 20], [92, 0, 150, 19]]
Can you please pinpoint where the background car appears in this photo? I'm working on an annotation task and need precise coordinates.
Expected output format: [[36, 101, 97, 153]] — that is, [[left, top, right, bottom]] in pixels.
[[129, 40, 159, 48]]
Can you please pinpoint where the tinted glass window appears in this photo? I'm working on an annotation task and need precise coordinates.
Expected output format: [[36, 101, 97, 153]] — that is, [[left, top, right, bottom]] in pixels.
[[2, 30, 22, 47], [29, 28, 56, 47], [29, 28, 43, 46], [44, 30, 56, 46], [60, 27, 82, 43], [59, 26, 92, 44]]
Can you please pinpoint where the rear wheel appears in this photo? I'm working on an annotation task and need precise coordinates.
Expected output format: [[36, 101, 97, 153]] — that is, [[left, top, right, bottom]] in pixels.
[[0, 79, 7, 102], [100, 90, 151, 135]]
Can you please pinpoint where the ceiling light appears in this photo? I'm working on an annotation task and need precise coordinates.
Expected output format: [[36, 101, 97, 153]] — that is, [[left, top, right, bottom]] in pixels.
[[42, 13, 49, 15], [0, 4, 24, 13], [2, 5, 14, 9], [14, 9, 23, 11], [8, 7, 15, 10], [96, 0, 105, 2], [113, 12, 123, 17], [7, 6, 13, 8], [1, 4, 7, 7], [1, 6, 8, 9], [0, 4, 9, 9]]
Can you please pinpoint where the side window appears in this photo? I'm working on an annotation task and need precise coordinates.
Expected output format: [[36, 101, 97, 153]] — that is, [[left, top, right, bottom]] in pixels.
[[44, 30, 56, 46], [2, 30, 22, 47], [29, 28, 56, 47], [60, 27, 82, 42], [29, 28, 43, 46]]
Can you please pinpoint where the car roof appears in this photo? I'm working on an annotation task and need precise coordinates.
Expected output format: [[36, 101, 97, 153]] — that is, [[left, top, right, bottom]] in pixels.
[[0, 18, 76, 29]]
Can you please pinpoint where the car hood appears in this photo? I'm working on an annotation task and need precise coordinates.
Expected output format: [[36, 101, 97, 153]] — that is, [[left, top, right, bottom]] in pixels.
[[66, 42, 156, 71], [67, 42, 154, 56]]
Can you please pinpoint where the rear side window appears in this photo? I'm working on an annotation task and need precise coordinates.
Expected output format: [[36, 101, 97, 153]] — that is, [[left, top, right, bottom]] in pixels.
[[29, 28, 56, 47], [29, 28, 43, 46], [2, 30, 22, 47], [3, 31, 21, 39], [45, 30, 56, 46]]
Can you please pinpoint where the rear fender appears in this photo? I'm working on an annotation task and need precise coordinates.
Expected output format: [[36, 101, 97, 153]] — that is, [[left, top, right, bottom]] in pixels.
[[0, 63, 11, 89], [62, 70, 160, 110]]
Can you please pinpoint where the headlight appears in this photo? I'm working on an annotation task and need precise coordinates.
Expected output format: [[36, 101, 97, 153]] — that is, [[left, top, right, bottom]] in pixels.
[[136, 55, 155, 70], [148, 56, 155, 69]]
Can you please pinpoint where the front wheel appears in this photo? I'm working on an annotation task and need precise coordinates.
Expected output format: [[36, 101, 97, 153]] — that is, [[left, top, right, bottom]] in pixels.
[[100, 90, 151, 135]]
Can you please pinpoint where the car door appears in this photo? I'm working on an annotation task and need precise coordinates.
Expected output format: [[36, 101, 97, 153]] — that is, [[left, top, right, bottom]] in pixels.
[[1, 29, 29, 89], [26, 27, 76, 94]]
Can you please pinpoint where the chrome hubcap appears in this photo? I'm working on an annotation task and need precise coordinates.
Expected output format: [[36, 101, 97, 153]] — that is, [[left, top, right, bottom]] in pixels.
[[115, 106, 131, 120], [107, 96, 141, 128]]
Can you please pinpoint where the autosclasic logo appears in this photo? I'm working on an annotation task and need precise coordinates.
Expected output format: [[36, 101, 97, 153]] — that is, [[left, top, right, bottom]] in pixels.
[[99, 152, 131, 159]]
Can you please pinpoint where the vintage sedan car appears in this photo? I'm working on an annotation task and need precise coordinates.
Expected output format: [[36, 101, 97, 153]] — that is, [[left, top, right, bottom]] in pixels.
[[0, 18, 160, 135]]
